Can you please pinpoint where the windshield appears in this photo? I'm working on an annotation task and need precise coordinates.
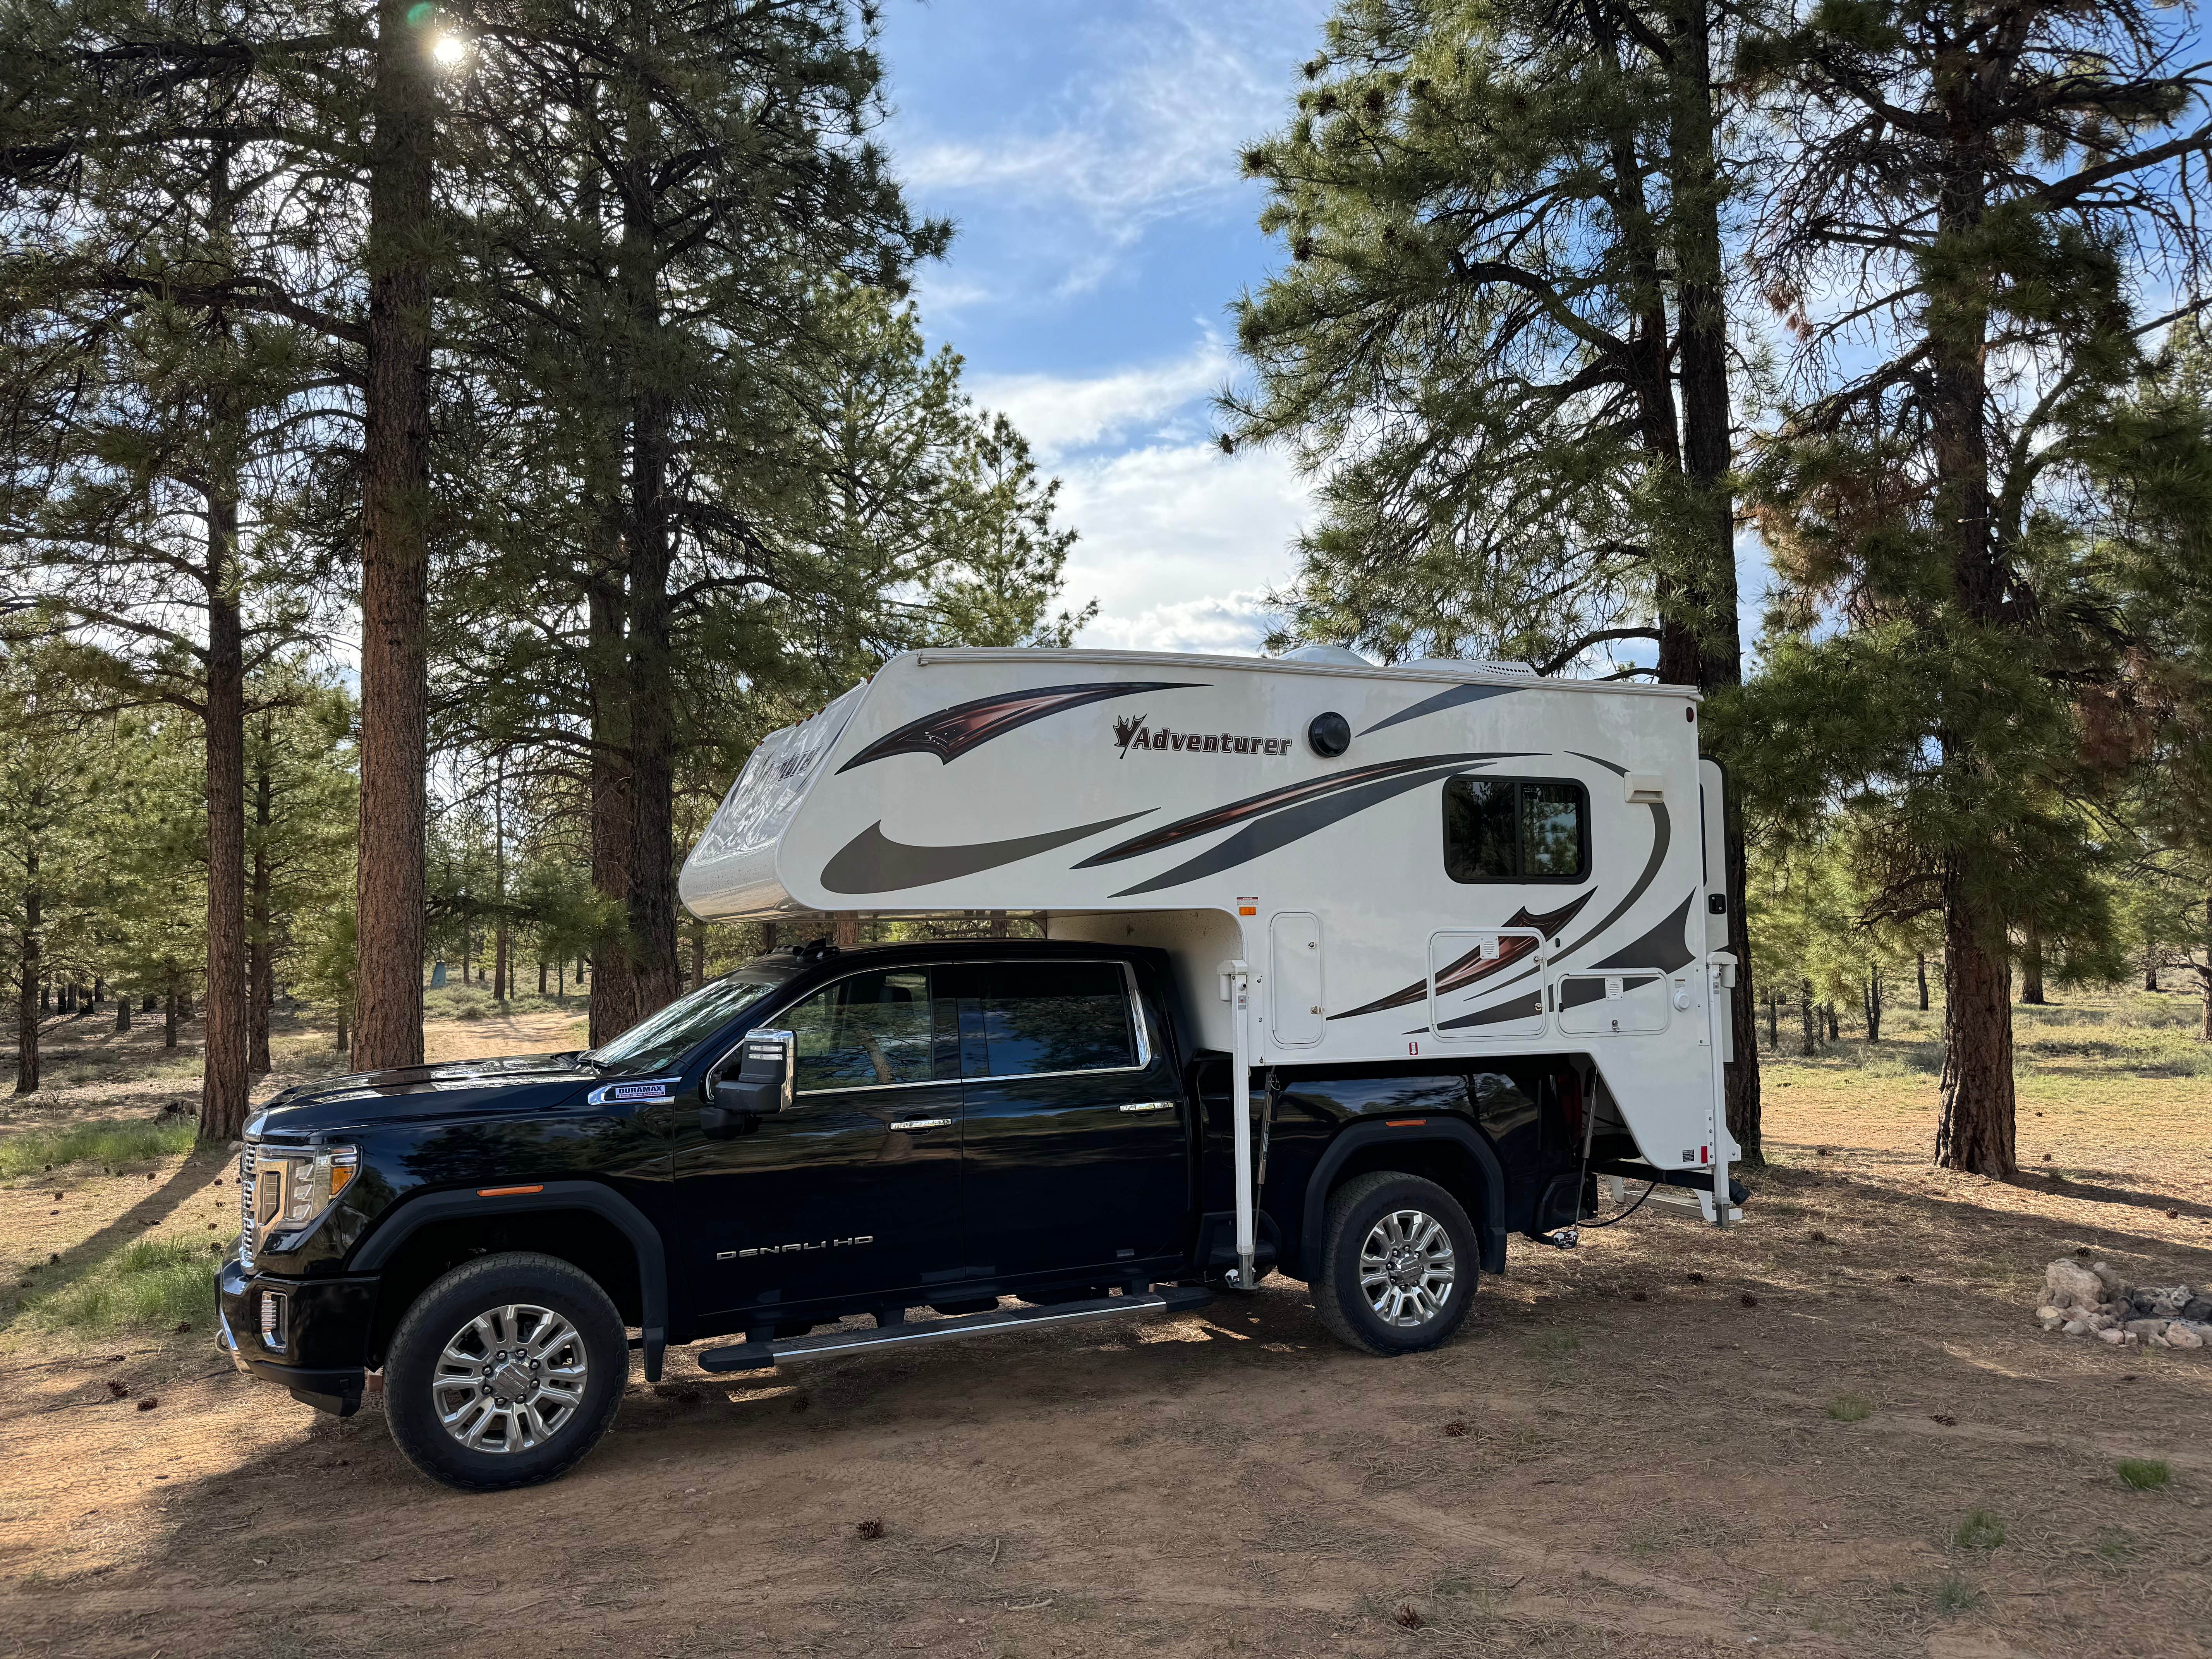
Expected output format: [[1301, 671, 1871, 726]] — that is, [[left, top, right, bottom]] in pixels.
[[585, 965, 794, 1075]]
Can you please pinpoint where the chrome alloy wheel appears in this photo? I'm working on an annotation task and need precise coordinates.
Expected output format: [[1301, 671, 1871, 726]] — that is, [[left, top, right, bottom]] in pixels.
[[431, 1303, 589, 1453], [1358, 1208, 1457, 1328]]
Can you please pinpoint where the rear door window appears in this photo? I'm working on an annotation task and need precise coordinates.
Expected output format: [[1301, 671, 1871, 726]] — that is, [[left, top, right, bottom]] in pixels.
[[940, 962, 1138, 1079]]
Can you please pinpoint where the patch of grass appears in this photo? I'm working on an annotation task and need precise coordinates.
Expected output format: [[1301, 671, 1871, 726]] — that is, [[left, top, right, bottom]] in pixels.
[[30, 1237, 215, 1334], [1953, 1510, 2006, 1551], [1930, 1575, 1986, 1616], [2116, 1459, 2171, 1491], [1826, 1393, 1872, 1423], [0, 1117, 196, 1178], [1526, 1330, 1582, 1359], [2092, 1528, 2137, 1563]]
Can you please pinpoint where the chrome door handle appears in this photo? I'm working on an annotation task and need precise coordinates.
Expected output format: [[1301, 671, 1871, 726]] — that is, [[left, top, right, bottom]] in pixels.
[[1118, 1101, 1177, 1114], [890, 1117, 954, 1132]]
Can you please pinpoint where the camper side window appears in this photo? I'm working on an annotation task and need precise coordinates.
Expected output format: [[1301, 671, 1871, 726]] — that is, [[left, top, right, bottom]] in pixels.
[[1443, 777, 1589, 883], [787, 969, 949, 1092]]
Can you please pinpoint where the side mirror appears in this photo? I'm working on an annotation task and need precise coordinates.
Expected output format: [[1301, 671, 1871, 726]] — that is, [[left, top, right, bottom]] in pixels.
[[702, 1028, 794, 1135]]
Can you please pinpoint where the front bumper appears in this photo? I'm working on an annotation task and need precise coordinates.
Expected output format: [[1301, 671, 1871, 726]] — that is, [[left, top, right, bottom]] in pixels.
[[216, 1254, 378, 1417]]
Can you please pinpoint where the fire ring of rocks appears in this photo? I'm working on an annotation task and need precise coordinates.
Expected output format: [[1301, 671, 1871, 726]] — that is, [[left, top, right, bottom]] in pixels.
[[2039, 1259, 2212, 1350]]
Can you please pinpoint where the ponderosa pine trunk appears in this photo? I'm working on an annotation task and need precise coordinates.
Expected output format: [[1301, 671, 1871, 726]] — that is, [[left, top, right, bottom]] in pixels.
[[1935, 860, 2018, 1173], [199, 484, 251, 1142], [14, 845, 38, 1094], [587, 575, 639, 1047], [115, 993, 130, 1033], [164, 965, 179, 1049], [247, 723, 273, 1075], [1926, 101, 2018, 1177], [353, 0, 436, 1073], [2020, 931, 2045, 1005], [1918, 953, 1930, 1010], [492, 766, 509, 1003]]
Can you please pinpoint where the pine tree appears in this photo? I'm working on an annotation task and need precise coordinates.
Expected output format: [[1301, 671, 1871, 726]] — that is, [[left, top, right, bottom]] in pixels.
[[1224, 0, 1765, 1151], [1735, 0, 2212, 1173]]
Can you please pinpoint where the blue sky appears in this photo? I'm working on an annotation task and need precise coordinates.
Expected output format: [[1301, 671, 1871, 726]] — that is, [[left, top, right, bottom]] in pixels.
[[877, 0, 1333, 653]]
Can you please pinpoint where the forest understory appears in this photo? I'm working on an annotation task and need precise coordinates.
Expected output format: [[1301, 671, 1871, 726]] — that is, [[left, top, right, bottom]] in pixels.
[[2, 992, 2209, 1659]]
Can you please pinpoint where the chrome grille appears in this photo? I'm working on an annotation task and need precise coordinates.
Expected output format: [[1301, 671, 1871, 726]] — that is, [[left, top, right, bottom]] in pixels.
[[238, 1142, 258, 1270]]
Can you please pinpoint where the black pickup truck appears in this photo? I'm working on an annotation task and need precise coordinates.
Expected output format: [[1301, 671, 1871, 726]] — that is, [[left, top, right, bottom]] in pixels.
[[218, 938, 1606, 1491]]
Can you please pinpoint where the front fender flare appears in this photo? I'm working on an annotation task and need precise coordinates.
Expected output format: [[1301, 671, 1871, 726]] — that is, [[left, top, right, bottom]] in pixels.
[[349, 1180, 669, 1381], [1300, 1118, 1508, 1279]]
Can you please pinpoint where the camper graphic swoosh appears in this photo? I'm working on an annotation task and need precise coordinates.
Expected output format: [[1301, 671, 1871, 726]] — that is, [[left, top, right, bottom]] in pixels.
[[836, 682, 1204, 773], [1074, 752, 1537, 898], [820, 811, 1154, 895], [1328, 890, 1597, 1021], [1360, 682, 1520, 737]]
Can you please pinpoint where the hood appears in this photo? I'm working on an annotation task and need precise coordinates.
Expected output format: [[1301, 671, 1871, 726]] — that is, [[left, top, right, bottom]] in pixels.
[[252, 1051, 599, 1138]]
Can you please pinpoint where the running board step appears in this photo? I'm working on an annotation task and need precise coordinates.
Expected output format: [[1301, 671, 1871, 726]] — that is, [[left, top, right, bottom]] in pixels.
[[696, 1285, 1216, 1374]]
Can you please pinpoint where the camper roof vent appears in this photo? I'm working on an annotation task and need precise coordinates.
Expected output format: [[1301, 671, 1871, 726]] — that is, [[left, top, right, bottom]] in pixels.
[[1279, 644, 1374, 667]]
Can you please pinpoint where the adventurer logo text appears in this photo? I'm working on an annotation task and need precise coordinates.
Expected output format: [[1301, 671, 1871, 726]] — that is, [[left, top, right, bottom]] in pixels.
[[1113, 714, 1293, 760]]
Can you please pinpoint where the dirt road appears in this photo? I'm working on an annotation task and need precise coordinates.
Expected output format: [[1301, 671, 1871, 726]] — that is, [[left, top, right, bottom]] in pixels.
[[7, 1154, 2211, 1658]]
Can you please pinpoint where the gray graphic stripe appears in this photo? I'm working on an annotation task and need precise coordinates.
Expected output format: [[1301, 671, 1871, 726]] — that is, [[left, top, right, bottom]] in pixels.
[[1106, 763, 1491, 898], [1426, 993, 1542, 1034], [1362, 682, 1518, 737], [821, 811, 1154, 895], [1590, 890, 1697, 972]]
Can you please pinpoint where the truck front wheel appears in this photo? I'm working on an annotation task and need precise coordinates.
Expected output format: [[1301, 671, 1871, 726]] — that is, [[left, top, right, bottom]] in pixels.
[[385, 1251, 628, 1491], [1313, 1172, 1477, 1356]]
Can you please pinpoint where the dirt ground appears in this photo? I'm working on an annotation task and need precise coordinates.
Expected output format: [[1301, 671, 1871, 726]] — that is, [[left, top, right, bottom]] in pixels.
[[3, 995, 2210, 1657]]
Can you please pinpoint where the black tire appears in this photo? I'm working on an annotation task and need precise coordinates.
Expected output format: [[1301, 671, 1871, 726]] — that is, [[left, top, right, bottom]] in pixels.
[[1312, 1171, 1479, 1357], [385, 1251, 628, 1492]]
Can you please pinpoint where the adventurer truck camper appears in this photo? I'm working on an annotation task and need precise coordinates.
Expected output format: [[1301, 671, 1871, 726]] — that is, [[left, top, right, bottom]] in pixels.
[[680, 644, 1746, 1300], [216, 641, 1750, 1493]]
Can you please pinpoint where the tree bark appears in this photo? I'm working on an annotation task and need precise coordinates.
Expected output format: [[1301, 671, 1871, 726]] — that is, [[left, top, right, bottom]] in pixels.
[[690, 919, 705, 989], [352, 0, 437, 1073], [2020, 931, 2045, 1005], [247, 718, 274, 1076], [833, 912, 861, 948], [537, 958, 546, 995], [493, 764, 509, 1003], [14, 846, 38, 1095], [1862, 963, 1882, 1041], [1918, 953, 1930, 1010], [1799, 979, 1819, 1056], [199, 483, 251, 1142], [115, 992, 130, 1034], [587, 576, 639, 1046], [164, 964, 179, 1049], [1935, 862, 2018, 1175]]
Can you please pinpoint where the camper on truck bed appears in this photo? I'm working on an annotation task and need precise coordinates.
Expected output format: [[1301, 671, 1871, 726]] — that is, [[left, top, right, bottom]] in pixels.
[[216, 645, 1748, 1491]]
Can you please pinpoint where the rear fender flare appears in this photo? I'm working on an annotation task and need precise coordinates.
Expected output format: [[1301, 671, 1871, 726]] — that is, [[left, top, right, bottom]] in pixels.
[[1300, 1119, 1508, 1278], [349, 1181, 668, 1380]]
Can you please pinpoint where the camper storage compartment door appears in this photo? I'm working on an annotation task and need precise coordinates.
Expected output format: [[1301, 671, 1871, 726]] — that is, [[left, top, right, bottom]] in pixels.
[[1427, 928, 1545, 1040], [1269, 912, 1324, 1048], [1556, 971, 1672, 1035]]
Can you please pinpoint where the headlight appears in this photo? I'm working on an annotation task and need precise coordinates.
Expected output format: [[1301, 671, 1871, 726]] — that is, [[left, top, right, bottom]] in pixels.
[[252, 1146, 358, 1244]]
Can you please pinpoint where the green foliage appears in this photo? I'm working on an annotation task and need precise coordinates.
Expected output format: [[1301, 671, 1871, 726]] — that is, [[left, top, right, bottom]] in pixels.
[[1824, 1394, 1871, 1422], [29, 1237, 214, 1336], [1953, 1510, 2005, 1550], [0, 1117, 198, 1178], [2116, 1459, 2171, 1491]]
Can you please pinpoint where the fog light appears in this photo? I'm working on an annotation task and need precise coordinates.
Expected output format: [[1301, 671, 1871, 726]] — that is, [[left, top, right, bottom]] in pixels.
[[260, 1290, 288, 1350]]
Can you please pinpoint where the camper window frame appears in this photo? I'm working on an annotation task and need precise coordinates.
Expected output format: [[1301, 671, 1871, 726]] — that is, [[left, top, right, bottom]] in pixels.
[[1440, 775, 1592, 885], [709, 958, 1155, 1099]]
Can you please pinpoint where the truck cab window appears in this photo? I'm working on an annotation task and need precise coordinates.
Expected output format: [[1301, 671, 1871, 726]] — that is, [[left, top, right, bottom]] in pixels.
[[787, 969, 943, 1092], [949, 962, 1137, 1078], [1443, 776, 1589, 883]]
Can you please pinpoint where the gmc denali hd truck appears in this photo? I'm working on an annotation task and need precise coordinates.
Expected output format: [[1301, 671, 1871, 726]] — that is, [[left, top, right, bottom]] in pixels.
[[219, 645, 1748, 1490]]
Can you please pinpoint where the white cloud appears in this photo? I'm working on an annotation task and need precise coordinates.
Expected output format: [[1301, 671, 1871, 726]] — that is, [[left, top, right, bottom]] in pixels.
[[971, 341, 1231, 456], [892, 2, 1329, 265]]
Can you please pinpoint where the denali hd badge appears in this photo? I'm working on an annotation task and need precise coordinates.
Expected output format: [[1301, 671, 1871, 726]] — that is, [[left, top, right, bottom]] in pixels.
[[718, 1235, 874, 1261], [1112, 713, 1291, 759]]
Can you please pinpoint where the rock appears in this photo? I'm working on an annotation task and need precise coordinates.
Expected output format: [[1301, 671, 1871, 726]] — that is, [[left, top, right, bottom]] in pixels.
[[2126, 1319, 2170, 1341], [2046, 1260, 2104, 1308], [2099, 1327, 2127, 1345], [2184, 1298, 2212, 1323], [2146, 1286, 2192, 1317], [2090, 1313, 2119, 1331], [2168, 1325, 2205, 1350], [2063, 1319, 2095, 1336], [2093, 1262, 2133, 1300], [2040, 1315, 2066, 1331], [2035, 1304, 2067, 1322]]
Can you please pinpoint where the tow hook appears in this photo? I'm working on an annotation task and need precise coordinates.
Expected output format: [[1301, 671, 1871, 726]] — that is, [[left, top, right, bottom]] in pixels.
[[1540, 1228, 1580, 1251]]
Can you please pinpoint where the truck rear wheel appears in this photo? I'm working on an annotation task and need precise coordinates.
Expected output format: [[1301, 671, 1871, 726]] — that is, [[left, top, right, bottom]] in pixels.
[[1313, 1172, 1477, 1356], [385, 1251, 628, 1492]]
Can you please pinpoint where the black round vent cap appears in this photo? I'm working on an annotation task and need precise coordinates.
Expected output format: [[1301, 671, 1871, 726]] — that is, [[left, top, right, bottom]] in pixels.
[[1307, 711, 1351, 758]]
